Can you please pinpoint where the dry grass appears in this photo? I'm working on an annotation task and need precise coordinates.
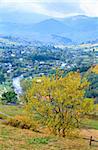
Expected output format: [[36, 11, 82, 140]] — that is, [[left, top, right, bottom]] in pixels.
[[0, 122, 98, 150], [0, 105, 98, 150]]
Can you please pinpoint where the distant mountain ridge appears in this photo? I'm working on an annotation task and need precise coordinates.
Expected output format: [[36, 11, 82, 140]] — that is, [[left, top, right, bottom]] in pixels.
[[0, 15, 98, 44]]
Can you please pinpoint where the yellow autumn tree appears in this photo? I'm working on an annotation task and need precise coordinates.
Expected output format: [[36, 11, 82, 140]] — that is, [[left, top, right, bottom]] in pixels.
[[91, 65, 98, 74], [24, 72, 94, 137]]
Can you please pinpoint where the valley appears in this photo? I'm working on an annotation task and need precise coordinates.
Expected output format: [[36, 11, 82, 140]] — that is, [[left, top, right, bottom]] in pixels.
[[0, 2, 98, 149], [0, 36, 98, 95]]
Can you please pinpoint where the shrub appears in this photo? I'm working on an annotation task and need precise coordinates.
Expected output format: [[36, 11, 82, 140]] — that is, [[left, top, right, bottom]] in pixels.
[[25, 72, 94, 137], [28, 137, 50, 144], [5, 115, 37, 130], [1, 91, 18, 104]]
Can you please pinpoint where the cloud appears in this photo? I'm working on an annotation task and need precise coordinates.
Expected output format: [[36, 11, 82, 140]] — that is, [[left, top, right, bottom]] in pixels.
[[80, 0, 98, 17], [0, 0, 83, 18], [0, 0, 98, 18], [40, 2, 83, 18]]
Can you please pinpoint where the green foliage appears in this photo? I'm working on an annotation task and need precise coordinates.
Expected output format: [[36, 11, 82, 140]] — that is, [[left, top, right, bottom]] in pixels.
[[20, 78, 32, 103], [28, 137, 51, 144], [20, 78, 32, 93], [85, 72, 98, 98], [1, 91, 18, 104], [0, 72, 5, 84], [24, 72, 94, 137]]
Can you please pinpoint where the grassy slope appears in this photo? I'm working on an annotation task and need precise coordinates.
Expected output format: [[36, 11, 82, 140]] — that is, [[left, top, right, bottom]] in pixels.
[[0, 105, 25, 116], [83, 119, 98, 130], [0, 123, 97, 150], [0, 105, 98, 150]]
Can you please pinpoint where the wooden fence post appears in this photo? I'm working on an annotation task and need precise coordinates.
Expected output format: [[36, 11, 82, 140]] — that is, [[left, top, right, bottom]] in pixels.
[[89, 136, 92, 146]]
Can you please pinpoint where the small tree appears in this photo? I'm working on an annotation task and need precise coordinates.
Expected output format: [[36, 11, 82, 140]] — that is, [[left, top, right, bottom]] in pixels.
[[25, 72, 94, 136], [20, 78, 32, 103], [1, 91, 18, 104]]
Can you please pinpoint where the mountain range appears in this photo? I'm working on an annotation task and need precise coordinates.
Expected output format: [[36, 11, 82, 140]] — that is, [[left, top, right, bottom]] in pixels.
[[0, 13, 98, 44]]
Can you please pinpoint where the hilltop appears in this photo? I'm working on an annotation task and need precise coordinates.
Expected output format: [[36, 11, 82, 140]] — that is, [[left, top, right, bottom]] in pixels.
[[0, 15, 98, 43]]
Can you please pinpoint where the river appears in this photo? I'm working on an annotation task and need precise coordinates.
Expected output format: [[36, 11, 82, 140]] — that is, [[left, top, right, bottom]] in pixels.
[[12, 75, 23, 95]]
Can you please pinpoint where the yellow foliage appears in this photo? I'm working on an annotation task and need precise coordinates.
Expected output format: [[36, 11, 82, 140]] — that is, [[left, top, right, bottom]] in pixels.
[[5, 115, 37, 130], [91, 65, 98, 74], [24, 72, 94, 137]]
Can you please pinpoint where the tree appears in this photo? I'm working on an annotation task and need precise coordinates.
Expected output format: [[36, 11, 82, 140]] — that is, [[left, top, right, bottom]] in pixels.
[[1, 91, 18, 104], [85, 73, 98, 98], [91, 65, 98, 74], [20, 78, 32, 103], [0, 72, 5, 84], [24, 72, 94, 137], [85, 65, 98, 99]]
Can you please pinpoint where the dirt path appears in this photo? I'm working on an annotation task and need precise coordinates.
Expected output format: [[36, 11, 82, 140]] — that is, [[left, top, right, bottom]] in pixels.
[[80, 129, 98, 140], [0, 111, 13, 123], [0, 111, 11, 117]]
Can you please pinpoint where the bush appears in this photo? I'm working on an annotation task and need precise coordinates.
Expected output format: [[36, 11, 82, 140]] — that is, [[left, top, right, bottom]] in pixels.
[[28, 137, 51, 144], [25, 72, 94, 137], [1, 91, 18, 104], [5, 115, 37, 130]]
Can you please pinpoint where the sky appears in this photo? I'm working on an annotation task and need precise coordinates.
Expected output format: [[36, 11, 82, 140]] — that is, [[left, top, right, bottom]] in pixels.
[[0, 0, 98, 18]]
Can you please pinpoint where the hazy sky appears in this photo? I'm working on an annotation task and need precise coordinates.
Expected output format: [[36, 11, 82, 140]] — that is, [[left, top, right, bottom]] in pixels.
[[0, 0, 98, 18]]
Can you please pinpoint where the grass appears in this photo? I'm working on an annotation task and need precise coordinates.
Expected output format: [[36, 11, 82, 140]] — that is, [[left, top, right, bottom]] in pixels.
[[82, 104, 98, 130], [0, 105, 98, 149], [0, 104, 25, 116], [0, 123, 98, 150], [28, 137, 52, 144], [83, 119, 98, 130]]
